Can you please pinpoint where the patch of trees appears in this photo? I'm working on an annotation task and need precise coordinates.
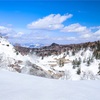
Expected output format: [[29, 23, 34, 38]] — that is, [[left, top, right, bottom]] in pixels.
[[72, 58, 81, 69]]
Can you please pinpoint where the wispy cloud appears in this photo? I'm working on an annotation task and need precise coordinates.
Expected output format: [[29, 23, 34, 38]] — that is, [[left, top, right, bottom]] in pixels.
[[0, 25, 26, 39], [1, 13, 100, 45], [90, 26, 100, 30], [80, 33, 91, 39], [27, 14, 73, 30], [0, 26, 13, 34], [61, 23, 91, 34], [13, 31, 24, 37], [52, 37, 77, 41]]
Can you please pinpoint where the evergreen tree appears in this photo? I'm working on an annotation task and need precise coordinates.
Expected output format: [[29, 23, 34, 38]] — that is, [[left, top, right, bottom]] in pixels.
[[72, 50, 75, 56], [98, 63, 100, 75], [87, 60, 90, 66], [72, 60, 76, 69], [77, 68, 81, 75], [67, 50, 69, 55], [97, 41, 100, 51], [72, 58, 81, 68]]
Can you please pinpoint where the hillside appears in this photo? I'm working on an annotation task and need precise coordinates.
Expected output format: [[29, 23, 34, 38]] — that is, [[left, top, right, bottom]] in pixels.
[[14, 40, 100, 80], [0, 37, 52, 78], [0, 69, 100, 100], [0, 36, 100, 80]]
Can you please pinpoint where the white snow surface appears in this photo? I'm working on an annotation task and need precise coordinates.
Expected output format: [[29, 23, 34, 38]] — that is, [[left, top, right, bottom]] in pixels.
[[0, 37, 100, 80], [0, 69, 100, 100]]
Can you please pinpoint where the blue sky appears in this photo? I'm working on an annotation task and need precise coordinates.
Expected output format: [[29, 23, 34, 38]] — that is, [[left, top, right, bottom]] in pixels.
[[0, 0, 100, 45]]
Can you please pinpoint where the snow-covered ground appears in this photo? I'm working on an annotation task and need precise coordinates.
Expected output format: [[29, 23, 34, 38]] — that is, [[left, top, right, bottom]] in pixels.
[[0, 69, 100, 100], [0, 37, 100, 80], [37, 50, 100, 80]]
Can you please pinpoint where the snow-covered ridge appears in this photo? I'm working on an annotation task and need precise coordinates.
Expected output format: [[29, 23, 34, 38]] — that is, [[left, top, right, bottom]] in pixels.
[[0, 37, 23, 59], [0, 37, 56, 78], [20, 43, 46, 48], [37, 48, 100, 80], [0, 37, 100, 80]]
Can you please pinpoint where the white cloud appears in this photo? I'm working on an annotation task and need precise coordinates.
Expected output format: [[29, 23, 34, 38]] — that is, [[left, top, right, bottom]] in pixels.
[[18, 32, 24, 35], [80, 33, 91, 39], [27, 14, 73, 30], [90, 26, 100, 30], [0, 25, 25, 39], [0, 26, 13, 34], [65, 37, 77, 41], [79, 28, 100, 41], [13, 32, 24, 37], [61, 23, 90, 34], [94, 29, 100, 35], [52, 36, 77, 41]]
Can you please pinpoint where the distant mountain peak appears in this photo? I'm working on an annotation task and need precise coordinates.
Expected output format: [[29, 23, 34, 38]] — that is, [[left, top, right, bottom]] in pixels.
[[50, 43, 59, 46]]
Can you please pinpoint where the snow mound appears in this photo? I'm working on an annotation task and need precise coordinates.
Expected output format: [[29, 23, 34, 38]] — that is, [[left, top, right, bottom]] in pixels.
[[0, 70, 100, 100]]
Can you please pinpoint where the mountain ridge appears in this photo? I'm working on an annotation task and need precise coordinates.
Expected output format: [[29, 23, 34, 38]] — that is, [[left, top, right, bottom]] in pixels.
[[0, 36, 100, 80]]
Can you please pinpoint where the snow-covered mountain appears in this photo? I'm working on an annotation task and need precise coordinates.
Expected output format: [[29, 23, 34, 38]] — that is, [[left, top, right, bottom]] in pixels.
[[0, 69, 100, 100], [0, 36, 100, 80], [0, 37, 53, 78], [0, 37, 30, 72], [21, 43, 46, 48]]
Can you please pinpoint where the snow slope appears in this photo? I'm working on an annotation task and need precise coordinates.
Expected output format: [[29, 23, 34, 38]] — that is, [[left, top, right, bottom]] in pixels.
[[37, 48, 100, 80], [0, 37, 100, 80], [0, 37, 39, 72], [0, 37, 31, 61], [0, 69, 100, 100]]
